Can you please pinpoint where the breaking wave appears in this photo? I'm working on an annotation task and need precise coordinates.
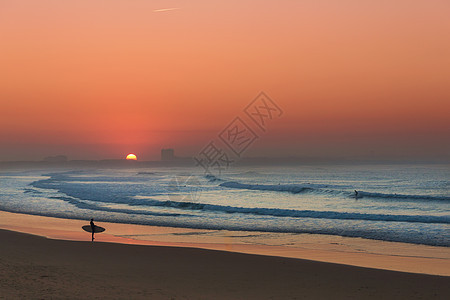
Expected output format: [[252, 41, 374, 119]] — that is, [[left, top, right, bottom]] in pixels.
[[220, 181, 450, 202]]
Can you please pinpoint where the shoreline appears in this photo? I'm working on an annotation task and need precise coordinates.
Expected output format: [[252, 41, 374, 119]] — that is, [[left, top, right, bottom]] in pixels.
[[1, 210, 449, 276], [1, 228, 449, 299]]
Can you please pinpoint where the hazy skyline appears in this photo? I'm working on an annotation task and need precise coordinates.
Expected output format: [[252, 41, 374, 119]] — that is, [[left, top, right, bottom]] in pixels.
[[1, 0, 449, 161]]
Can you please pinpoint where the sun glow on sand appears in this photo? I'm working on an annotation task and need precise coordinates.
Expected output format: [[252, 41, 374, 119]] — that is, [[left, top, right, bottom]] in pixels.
[[126, 154, 137, 160]]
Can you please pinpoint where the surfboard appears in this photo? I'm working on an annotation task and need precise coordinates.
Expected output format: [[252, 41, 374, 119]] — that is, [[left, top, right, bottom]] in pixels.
[[82, 225, 106, 233]]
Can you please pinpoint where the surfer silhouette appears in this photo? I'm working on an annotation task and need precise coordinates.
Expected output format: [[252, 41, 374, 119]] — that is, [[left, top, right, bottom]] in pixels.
[[82, 220, 105, 240], [90, 218, 95, 241], [354, 190, 359, 199]]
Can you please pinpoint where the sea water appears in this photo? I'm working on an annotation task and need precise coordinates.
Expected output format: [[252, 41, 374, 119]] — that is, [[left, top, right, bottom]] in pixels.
[[0, 164, 449, 246]]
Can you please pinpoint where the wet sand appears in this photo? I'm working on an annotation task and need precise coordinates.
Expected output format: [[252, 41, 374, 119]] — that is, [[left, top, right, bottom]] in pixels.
[[0, 229, 449, 299], [0, 210, 449, 276]]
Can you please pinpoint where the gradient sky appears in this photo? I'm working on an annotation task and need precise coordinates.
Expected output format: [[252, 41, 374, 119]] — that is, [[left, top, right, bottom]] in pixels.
[[1, 0, 449, 161]]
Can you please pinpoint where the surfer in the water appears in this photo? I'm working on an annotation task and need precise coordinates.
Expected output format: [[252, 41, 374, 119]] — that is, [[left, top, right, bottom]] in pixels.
[[354, 190, 359, 199], [90, 218, 95, 241]]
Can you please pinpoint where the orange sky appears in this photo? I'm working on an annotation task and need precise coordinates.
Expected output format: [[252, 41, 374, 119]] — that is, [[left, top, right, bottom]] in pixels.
[[1, 0, 449, 161]]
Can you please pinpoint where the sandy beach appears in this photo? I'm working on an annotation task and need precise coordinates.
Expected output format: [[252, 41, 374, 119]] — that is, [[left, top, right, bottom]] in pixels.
[[0, 227, 448, 299]]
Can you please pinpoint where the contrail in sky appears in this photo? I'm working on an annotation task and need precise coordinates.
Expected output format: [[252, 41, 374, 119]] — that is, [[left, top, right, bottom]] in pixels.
[[153, 8, 181, 13]]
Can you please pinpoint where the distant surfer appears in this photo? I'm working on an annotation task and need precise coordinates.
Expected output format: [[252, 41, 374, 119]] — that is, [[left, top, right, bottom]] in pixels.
[[90, 218, 95, 241], [354, 190, 359, 199]]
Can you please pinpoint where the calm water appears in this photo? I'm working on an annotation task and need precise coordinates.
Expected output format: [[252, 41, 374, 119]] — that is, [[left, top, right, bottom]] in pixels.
[[0, 164, 449, 246]]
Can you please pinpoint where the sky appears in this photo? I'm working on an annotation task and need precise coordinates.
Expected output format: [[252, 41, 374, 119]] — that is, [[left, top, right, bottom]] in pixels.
[[1, 0, 449, 161]]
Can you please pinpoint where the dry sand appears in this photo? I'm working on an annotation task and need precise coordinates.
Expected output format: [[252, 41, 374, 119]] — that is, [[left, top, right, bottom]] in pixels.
[[1, 229, 449, 299]]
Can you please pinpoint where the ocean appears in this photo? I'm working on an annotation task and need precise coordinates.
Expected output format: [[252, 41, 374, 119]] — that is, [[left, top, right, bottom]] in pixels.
[[0, 164, 449, 247]]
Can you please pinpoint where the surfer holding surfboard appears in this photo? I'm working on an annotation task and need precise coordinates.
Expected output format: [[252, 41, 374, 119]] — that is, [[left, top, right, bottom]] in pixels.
[[82, 218, 106, 241], [90, 218, 95, 241]]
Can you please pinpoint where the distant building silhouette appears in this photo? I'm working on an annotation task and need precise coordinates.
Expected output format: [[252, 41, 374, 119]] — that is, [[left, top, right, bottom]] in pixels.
[[161, 149, 175, 161]]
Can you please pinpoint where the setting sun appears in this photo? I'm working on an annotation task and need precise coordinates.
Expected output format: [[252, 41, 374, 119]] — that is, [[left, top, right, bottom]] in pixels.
[[126, 154, 137, 160]]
